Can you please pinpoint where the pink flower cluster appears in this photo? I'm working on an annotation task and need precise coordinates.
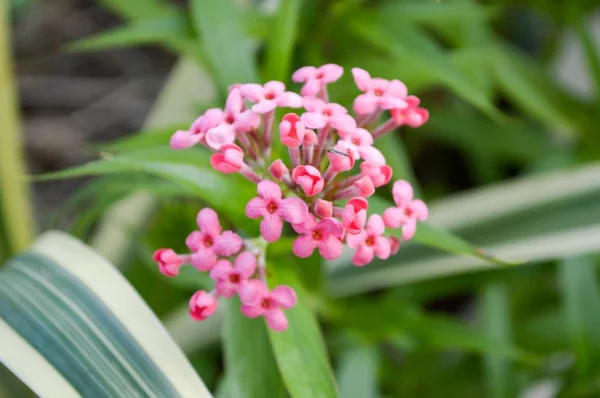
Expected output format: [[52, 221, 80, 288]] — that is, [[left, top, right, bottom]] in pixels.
[[155, 64, 429, 332]]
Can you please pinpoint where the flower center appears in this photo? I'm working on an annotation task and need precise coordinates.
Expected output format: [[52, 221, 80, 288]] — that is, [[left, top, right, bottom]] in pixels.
[[225, 115, 235, 124], [365, 236, 375, 246], [322, 108, 332, 117], [312, 229, 323, 241], [229, 273, 240, 283], [203, 236, 213, 247], [374, 88, 384, 96], [261, 298, 272, 309], [267, 201, 278, 214], [352, 138, 360, 145], [315, 71, 324, 79], [404, 207, 413, 217], [265, 92, 276, 100]]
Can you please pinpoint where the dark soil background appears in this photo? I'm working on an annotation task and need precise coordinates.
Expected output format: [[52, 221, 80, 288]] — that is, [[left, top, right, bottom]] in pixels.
[[11, 0, 175, 225]]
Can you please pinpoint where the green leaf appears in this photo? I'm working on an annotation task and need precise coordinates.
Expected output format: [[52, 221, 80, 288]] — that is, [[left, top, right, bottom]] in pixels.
[[328, 163, 600, 296], [98, 125, 187, 153], [0, 232, 211, 397], [337, 346, 379, 398], [559, 257, 600, 379], [67, 14, 194, 52], [491, 44, 580, 135], [223, 298, 285, 398], [264, 0, 301, 81], [267, 261, 338, 398], [481, 284, 513, 398], [349, 16, 499, 118], [34, 148, 257, 232], [190, 0, 259, 91], [98, 0, 175, 21]]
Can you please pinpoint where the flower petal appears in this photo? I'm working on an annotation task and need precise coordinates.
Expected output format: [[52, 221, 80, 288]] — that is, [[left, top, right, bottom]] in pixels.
[[241, 304, 264, 318], [214, 231, 243, 256], [411, 199, 429, 221], [170, 129, 201, 150], [318, 235, 343, 260], [216, 280, 237, 298], [234, 251, 257, 278], [246, 197, 267, 219], [392, 180, 414, 207], [373, 236, 391, 260], [209, 259, 233, 281], [345, 230, 367, 248], [238, 279, 267, 304], [387, 79, 408, 98], [352, 245, 374, 267], [329, 113, 357, 135], [320, 63, 344, 83], [319, 217, 344, 238], [293, 235, 316, 258], [301, 112, 327, 129], [257, 180, 282, 201], [277, 92, 302, 108], [240, 83, 264, 102], [252, 100, 277, 114], [402, 220, 417, 241], [292, 66, 317, 82], [270, 286, 297, 308], [367, 214, 386, 235], [225, 87, 243, 115], [196, 208, 221, 236], [382, 207, 404, 229], [265, 308, 289, 332], [358, 146, 386, 165], [260, 213, 283, 242], [351, 67, 372, 92], [300, 79, 321, 97], [264, 80, 286, 94], [353, 93, 378, 115], [191, 247, 217, 271], [278, 197, 308, 224]]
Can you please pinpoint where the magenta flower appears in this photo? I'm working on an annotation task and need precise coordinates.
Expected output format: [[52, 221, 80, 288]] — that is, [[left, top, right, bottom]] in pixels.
[[186, 208, 242, 271], [246, 180, 308, 242], [351, 68, 408, 115], [382, 180, 428, 241], [210, 251, 257, 298], [292, 165, 324, 196], [342, 197, 368, 235], [292, 214, 344, 260], [240, 81, 302, 113], [292, 64, 344, 96], [280, 113, 305, 148], [391, 95, 430, 128], [152, 249, 187, 277], [238, 280, 297, 332], [346, 214, 392, 266], [189, 291, 218, 321], [300, 97, 357, 133]]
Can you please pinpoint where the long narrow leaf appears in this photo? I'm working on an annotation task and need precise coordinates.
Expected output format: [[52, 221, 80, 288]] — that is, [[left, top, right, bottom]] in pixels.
[[0, 232, 210, 397]]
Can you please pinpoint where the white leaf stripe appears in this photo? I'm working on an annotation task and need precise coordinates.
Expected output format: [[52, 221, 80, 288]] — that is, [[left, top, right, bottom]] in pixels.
[[4, 266, 138, 396], [0, 253, 180, 397]]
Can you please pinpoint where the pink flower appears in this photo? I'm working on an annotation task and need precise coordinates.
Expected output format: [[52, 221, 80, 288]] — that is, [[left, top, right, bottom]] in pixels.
[[187, 208, 243, 271], [269, 159, 289, 181], [210, 144, 244, 173], [152, 248, 185, 277], [280, 113, 305, 148], [327, 143, 355, 172], [210, 252, 257, 298], [390, 96, 429, 128], [360, 161, 393, 187], [292, 64, 344, 96], [304, 129, 318, 145], [300, 97, 357, 133], [355, 176, 375, 197], [342, 197, 368, 234], [170, 111, 223, 150], [246, 180, 308, 242], [382, 180, 428, 241], [292, 214, 344, 260], [351, 68, 408, 115], [170, 129, 202, 150], [315, 199, 333, 218], [240, 81, 302, 113], [346, 214, 391, 266], [292, 165, 324, 196], [203, 88, 261, 149], [238, 280, 297, 332], [189, 291, 218, 321]]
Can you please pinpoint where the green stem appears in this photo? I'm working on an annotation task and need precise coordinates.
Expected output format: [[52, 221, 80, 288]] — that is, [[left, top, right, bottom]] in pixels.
[[0, 3, 35, 256]]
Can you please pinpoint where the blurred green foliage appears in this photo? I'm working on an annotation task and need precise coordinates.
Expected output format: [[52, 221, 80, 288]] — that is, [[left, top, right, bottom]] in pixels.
[[6, 0, 600, 396]]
